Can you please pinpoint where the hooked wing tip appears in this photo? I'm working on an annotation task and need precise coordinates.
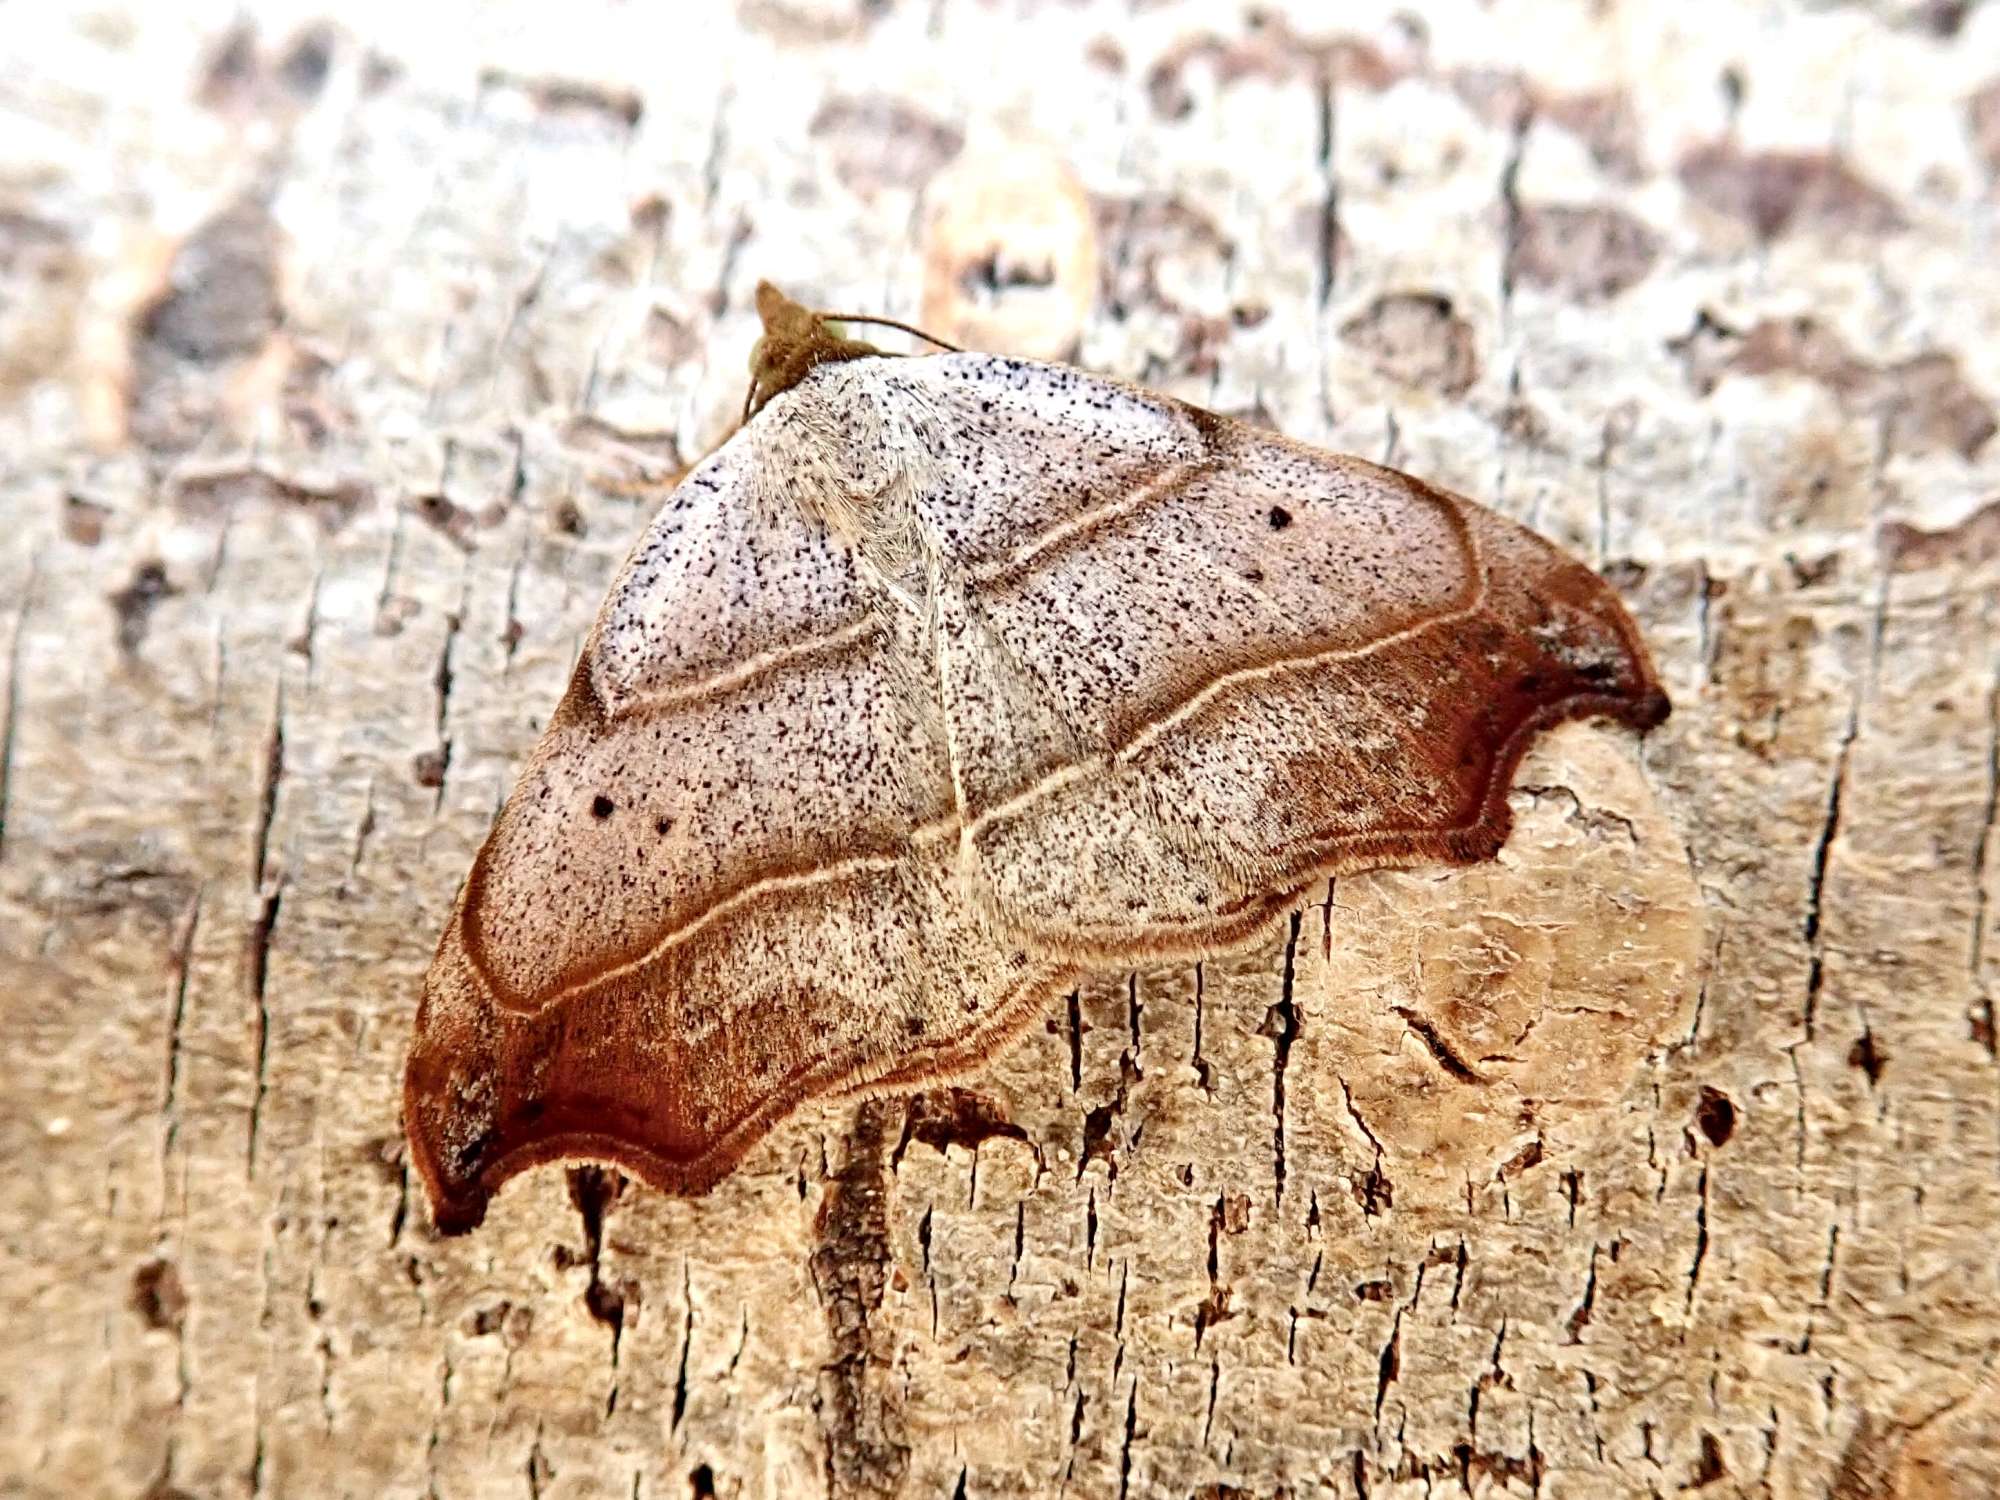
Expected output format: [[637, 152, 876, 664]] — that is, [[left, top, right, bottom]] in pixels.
[[1630, 685, 1672, 731], [401, 912, 787, 1232]]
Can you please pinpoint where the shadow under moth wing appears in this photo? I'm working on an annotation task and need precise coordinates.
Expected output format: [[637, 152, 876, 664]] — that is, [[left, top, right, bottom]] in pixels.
[[403, 285, 1668, 1234]]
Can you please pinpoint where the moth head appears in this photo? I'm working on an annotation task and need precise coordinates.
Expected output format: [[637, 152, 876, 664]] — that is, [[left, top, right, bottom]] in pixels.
[[742, 281, 882, 421]]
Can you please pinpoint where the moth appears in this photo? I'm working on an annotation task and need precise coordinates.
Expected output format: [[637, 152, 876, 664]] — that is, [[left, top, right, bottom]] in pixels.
[[404, 282, 1668, 1232]]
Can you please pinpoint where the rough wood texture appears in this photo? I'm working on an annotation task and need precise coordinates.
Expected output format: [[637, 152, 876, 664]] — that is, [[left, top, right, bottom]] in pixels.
[[3, 2, 1997, 1498]]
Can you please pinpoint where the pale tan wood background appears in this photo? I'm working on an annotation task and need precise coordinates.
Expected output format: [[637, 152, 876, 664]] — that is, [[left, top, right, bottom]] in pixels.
[[4, 2, 2000, 1497]]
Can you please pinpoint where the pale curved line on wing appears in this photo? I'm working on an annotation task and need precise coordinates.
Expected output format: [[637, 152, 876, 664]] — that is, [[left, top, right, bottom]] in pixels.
[[960, 574, 1490, 839], [524, 847, 909, 1007], [971, 452, 1216, 588], [530, 498, 1495, 1007], [1113, 508, 1488, 767], [601, 616, 882, 718], [589, 451, 1203, 717]]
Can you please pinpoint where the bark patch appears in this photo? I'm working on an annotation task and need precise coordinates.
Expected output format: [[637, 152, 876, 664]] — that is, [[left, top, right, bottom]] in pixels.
[[1880, 499, 2000, 572], [1671, 310, 1995, 459], [1449, 69, 1644, 179], [810, 95, 963, 198], [1971, 80, 2000, 177], [1678, 142, 1904, 240], [1510, 203, 1661, 302], [893, 1086, 1027, 1164], [1145, 13, 1411, 120], [1340, 292, 1479, 396], [130, 1259, 186, 1331], [109, 561, 177, 654], [811, 1098, 908, 1498], [136, 201, 281, 367]]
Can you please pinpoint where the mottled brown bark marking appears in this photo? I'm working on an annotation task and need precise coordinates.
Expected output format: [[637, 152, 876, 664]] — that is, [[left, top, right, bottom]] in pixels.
[[1672, 310, 1995, 459], [892, 1087, 1028, 1165], [809, 96, 964, 197], [1678, 142, 1904, 240], [1339, 292, 1480, 396], [1510, 203, 1661, 302], [811, 1099, 908, 1499]]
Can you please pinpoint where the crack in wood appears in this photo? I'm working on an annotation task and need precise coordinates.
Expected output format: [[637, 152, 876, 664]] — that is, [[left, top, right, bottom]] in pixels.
[[161, 887, 202, 1166], [1684, 1164, 1710, 1320], [1801, 712, 1857, 1040], [1267, 912, 1302, 1205], [1971, 658, 2000, 1016], [1115, 1380, 1138, 1500], [1391, 1006, 1484, 1084], [672, 1257, 694, 1431], [245, 878, 283, 1177], [1313, 72, 1339, 307], [430, 604, 462, 811], [251, 684, 285, 892]]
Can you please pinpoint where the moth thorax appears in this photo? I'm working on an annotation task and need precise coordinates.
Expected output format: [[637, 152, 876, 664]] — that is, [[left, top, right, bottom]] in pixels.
[[766, 372, 933, 576]]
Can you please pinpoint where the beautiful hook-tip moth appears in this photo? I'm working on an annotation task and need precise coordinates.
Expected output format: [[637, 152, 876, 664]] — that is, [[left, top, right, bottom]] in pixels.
[[403, 282, 1668, 1233]]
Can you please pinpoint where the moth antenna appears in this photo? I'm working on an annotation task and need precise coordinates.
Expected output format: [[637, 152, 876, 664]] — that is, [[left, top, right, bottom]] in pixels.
[[816, 312, 963, 354]]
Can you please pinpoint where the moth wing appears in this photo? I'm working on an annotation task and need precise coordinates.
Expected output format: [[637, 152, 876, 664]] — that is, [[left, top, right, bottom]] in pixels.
[[903, 355, 1667, 961], [404, 438, 1064, 1232]]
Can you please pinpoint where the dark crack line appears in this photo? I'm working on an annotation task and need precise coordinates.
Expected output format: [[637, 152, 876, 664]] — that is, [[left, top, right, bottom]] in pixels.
[[1125, 972, 1142, 1070], [345, 778, 377, 893], [1338, 1075, 1391, 1217], [1271, 912, 1302, 1205], [1971, 658, 2000, 998], [1067, 989, 1084, 1094], [1496, 110, 1529, 334], [246, 878, 284, 1178], [162, 887, 203, 1160], [1313, 69, 1339, 307], [1696, 561, 1721, 685], [1007, 1199, 1025, 1301], [374, 509, 408, 633], [525, 1421, 546, 1500], [431, 603, 463, 812], [423, 1349, 452, 1498], [251, 683, 286, 891], [672, 1257, 694, 1431], [1684, 1164, 1710, 1322], [1116, 1381, 1138, 1500], [1801, 709, 1858, 1040], [1391, 1006, 1484, 1083], [1564, 1244, 1599, 1345], [502, 532, 530, 673], [701, 86, 731, 215], [295, 563, 324, 696], [1374, 1306, 1403, 1423], [1190, 963, 1213, 1094], [389, 1158, 409, 1250]]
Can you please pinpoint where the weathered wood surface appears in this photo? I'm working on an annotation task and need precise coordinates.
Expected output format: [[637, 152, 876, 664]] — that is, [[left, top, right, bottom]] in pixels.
[[4, 2, 2000, 1497]]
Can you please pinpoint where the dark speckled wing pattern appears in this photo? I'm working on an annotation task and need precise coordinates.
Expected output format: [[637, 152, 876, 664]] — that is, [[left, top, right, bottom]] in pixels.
[[403, 349, 1667, 1232]]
